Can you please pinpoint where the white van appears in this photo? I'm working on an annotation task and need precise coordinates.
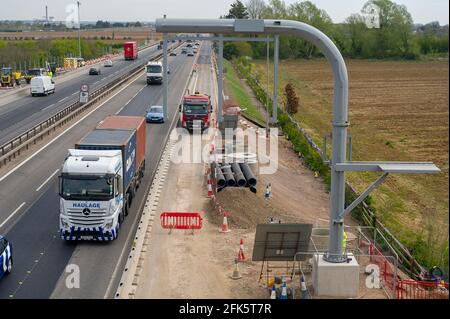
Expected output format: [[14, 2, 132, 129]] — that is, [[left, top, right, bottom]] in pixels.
[[146, 61, 164, 85], [31, 76, 55, 96]]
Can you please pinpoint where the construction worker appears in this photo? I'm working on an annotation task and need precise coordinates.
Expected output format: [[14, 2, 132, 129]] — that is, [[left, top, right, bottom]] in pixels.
[[342, 231, 348, 253], [264, 184, 271, 200]]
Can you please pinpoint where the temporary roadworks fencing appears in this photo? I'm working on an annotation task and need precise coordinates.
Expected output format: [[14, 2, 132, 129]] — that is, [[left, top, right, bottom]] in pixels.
[[160, 212, 203, 234], [396, 279, 449, 299]]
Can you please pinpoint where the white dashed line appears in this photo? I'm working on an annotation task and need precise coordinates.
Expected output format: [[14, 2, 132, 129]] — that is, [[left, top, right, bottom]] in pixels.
[[115, 85, 146, 115], [0, 202, 26, 230], [36, 169, 60, 192]]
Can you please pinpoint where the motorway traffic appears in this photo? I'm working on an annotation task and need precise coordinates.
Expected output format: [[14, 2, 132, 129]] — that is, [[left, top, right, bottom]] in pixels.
[[0, 40, 208, 298], [0, 43, 161, 146]]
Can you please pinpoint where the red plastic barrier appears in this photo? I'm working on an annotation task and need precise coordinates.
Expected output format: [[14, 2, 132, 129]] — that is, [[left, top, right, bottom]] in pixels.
[[369, 242, 397, 296], [397, 280, 449, 299], [160, 212, 203, 230]]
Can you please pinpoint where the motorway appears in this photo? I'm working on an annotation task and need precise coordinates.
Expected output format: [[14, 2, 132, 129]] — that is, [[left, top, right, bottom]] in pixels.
[[0, 43, 172, 146], [0, 42, 211, 298]]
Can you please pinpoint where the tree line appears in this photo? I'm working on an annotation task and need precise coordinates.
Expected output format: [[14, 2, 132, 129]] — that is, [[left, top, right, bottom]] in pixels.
[[0, 39, 115, 70], [222, 0, 449, 60], [0, 20, 144, 32]]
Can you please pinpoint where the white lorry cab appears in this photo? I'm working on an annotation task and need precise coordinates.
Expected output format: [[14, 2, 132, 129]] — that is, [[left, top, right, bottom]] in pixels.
[[146, 61, 165, 85], [59, 149, 124, 241], [31, 76, 55, 96]]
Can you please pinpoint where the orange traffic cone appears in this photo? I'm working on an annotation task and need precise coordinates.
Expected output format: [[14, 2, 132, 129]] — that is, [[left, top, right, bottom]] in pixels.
[[238, 238, 245, 261], [220, 209, 231, 233], [207, 177, 214, 198]]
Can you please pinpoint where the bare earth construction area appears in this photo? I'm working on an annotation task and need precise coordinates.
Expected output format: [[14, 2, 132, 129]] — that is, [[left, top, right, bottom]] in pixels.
[[254, 59, 449, 269]]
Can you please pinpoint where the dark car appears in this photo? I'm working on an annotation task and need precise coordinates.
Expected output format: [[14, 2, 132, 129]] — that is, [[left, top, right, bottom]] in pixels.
[[169, 51, 177, 56], [89, 67, 101, 75], [0, 235, 12, 279]]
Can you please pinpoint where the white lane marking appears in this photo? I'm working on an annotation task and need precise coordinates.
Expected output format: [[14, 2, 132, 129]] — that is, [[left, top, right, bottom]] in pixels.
[[105, 49, 197, 299], [72, 92, 78, 96], [58, 97, 69, 103], [115, 85, 146, 115], [36, 169, 59, 192], [42, 103, 56, 111], [192, 71, 199, 93], [0, 202, 26, 230], [0, 70, 145, 184]]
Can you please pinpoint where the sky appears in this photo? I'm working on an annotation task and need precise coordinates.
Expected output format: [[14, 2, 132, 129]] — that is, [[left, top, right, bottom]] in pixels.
[[0, 0, 448, 25]]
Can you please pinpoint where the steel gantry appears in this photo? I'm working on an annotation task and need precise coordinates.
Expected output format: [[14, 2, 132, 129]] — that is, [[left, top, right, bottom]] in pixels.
[[156, 18, 440, 263]]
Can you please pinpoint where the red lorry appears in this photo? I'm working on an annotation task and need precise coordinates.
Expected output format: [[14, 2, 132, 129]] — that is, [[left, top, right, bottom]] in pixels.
[[179, 92, 212, 132], [124, 41, 138, 60]]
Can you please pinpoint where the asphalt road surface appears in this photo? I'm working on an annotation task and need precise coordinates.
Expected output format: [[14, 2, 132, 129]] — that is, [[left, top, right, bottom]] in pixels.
[[0, 44, 168, 146], [0, 42, 211, 298]]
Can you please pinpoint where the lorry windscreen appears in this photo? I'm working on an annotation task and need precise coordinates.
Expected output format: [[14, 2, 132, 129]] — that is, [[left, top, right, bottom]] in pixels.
[[183, 103, 208, 114], [61, 175, 114, 201], [147, 65, 162, 73], [28, 69, 42, 76]]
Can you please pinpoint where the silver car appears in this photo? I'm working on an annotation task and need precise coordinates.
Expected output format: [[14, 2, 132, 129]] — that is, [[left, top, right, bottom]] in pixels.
[[146, 105, 164, 123]]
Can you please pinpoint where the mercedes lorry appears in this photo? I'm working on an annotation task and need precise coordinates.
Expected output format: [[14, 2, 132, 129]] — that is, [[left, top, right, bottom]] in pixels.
[[59, 116, 146, 241]]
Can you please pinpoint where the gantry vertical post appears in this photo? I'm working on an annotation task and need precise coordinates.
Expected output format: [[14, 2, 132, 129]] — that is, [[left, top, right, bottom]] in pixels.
[[163, 33, 168, 121], [272, 34, 279, 124], [218, 34, 224, 124]]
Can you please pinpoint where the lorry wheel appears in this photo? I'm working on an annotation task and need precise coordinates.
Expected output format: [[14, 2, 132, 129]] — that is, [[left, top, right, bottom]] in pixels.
[[125, 193, 131, 216], [130, 183, 136, 199], [6, 257, 12, 274]]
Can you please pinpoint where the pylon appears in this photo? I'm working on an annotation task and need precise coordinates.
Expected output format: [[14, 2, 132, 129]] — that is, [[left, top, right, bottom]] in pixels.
[[300, 275, 310, 299], [238, 238, 245, 261], [280, 279, 288, 299], [270, 284, 277, 299], [231, 258, 242, 280], [207, 177, 214, 198], [220, 210, 231, 233]]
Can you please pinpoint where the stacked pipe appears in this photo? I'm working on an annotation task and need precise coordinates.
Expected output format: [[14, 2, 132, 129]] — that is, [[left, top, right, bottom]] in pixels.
[[216, 162, 257, 192]]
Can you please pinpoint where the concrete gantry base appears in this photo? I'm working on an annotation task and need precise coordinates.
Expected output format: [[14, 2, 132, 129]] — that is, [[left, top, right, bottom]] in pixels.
[[312, 253, 359, 298]]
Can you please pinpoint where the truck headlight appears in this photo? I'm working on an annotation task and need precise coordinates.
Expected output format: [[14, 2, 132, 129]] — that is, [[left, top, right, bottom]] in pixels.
[[60, 218, 69, 228], [105, 220, 114, 229]]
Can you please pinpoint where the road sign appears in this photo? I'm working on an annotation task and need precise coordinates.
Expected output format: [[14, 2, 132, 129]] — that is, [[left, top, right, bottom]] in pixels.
[[79, 84, 89, 104], [80, 84, 89, 92]]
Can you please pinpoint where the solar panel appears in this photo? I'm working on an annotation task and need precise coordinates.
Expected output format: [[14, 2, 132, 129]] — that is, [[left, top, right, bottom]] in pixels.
[[252, 224, 313, 262]]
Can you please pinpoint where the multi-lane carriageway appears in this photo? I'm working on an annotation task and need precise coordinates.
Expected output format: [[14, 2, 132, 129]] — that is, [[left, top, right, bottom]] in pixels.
[[0, 41, 212, 298], [0, 44, 161, 146]]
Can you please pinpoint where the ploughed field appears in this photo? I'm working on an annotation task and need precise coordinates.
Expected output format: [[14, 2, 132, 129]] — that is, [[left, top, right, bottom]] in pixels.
[[254, 59, 449, 268], [0, 27, 159, 44]]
